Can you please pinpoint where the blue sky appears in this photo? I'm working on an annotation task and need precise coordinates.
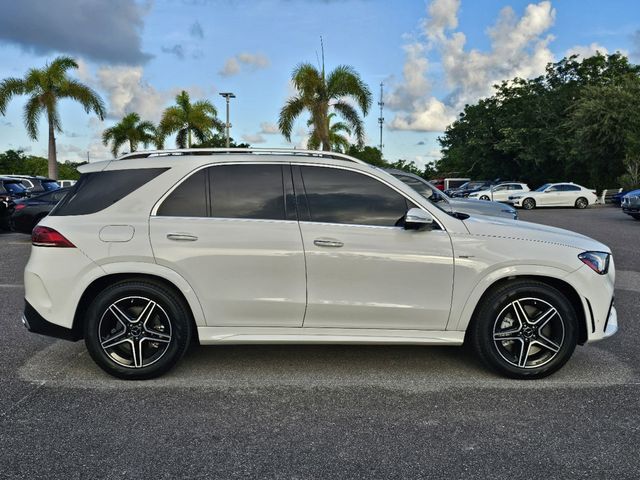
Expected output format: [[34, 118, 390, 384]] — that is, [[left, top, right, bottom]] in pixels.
[[0, 0, 639, 167]]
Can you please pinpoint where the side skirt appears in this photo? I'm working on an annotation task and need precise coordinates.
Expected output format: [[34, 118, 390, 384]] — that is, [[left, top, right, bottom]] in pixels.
[[197, 327, 465, 345]]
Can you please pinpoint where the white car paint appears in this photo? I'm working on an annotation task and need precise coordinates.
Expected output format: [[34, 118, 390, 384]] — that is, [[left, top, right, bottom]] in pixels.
[[23, 150, 617, 362], [468, 183, 530, 202], [510, 182, 598, 209]]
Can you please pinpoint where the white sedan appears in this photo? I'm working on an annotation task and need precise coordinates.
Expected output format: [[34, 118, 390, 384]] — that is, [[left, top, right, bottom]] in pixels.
[[509, 182, 598, 210], [468, 182, 530, 202]]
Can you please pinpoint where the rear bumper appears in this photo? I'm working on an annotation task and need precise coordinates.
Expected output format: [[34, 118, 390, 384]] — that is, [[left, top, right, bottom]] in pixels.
[[22, 300, 80, 341]]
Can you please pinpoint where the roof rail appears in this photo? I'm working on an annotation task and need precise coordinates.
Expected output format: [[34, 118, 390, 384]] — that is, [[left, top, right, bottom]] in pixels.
[[116, 148, 367, 165]]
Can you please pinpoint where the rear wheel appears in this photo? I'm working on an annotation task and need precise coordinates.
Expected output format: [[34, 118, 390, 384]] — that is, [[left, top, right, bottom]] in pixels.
[[575, 197, 588, 209], [468, 280, 578, 379], [84, 280, 192, 379], [522, 198, 536, 210]]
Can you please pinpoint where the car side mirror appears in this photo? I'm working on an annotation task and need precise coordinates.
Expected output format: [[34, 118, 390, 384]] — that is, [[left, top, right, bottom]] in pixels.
[[404, 208, 434, 230]]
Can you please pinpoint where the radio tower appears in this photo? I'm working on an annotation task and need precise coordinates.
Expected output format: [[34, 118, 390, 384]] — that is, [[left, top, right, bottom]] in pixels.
[[377, 82, 384, 154]]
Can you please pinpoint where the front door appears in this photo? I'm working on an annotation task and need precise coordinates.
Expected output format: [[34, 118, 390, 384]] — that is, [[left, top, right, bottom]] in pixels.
[[294, 165, 455, 331], [150, 163, 306, 327]]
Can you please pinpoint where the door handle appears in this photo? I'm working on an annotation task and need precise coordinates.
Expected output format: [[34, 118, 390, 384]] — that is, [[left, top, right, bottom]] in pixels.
[[167, 233, 198, 242], [313, 238, 344, 248]]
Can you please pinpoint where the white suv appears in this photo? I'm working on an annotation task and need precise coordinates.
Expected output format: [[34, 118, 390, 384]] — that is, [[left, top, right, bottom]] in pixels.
[[22, 149, 618, 380]]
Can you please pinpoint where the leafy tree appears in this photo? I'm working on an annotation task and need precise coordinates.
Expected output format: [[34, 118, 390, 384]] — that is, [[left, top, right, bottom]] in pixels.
[[0, 149, 82, 179], [0, 56, 105, 179], [437, 53, 640, 190], [160, 90, 224, 148], [191, 134, 250, 148], [279, 63, 371, 151], [102, 112, 156, 157], [346, 145, 386, 167], [307, 113, 351, 152]]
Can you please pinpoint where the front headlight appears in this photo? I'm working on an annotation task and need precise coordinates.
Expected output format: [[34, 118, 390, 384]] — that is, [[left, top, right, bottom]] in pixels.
[[578, 251, 610, 275]]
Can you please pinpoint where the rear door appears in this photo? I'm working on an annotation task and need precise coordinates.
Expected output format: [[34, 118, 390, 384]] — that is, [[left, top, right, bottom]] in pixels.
[[150, 163, 306, 327], [295, 165, 455, 331]]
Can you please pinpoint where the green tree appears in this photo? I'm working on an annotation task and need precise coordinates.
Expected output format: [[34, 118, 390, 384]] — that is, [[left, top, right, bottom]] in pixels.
[[0, 56, 105, 179], [192, 133, 250, 148], [307, 113, 351, 152], [346, 145, 387, 167], [102, 112, 156, 157], [0, 149, 82, 179], [279, 63, 371, 151], [159, 90, 224, 148]]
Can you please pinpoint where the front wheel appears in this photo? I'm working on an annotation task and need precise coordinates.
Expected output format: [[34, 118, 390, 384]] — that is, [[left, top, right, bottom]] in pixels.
[[468, 280, 578, 379], [575, 197, 588, 209], [479, 195, 490, 201], [522, 198, 536, 210], [84, 280, 192, 379]]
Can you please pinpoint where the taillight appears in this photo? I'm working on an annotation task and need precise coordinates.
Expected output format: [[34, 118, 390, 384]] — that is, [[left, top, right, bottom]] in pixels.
[[14, 203, 26, 211], [32, 226, 75, 248]]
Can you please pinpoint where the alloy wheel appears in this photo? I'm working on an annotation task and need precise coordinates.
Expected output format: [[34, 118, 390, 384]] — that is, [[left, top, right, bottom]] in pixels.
[[98, 296, 173, 368], [523, 198, 535, 210], [492, 297, 565, 369]]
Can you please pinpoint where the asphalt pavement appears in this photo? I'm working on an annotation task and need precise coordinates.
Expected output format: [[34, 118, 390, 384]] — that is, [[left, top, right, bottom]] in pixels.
[[0, 206, 638, 479]]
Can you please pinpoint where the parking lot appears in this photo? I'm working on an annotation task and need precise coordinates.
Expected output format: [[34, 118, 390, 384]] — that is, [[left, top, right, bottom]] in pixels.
[[0, 206, 638, 479]]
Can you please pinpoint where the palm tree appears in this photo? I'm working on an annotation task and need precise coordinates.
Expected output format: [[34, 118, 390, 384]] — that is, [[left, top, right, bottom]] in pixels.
[[159, 90, 224, 148], [307, 113, 351, 152], [279, 63, 371, 151], [0, 56, 105, 179], [102, 112, 156, 157]]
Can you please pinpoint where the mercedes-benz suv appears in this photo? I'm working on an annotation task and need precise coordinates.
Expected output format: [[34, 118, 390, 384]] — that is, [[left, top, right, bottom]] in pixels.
[[22, 149, 618, 380]]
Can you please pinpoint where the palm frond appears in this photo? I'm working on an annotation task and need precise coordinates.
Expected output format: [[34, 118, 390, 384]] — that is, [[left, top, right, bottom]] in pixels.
[[334, 100, 365, 147], [61, 79, 106, 119], [23, 96, 43, 140], [278, 96, 305, 141], [327, 65, 372, 115], [0, 77, 26, 114]]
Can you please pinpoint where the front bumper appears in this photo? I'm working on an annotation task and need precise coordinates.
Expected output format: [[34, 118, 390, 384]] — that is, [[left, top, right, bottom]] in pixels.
[[604, 304, 618, 339], [22, 300, 80, 341]]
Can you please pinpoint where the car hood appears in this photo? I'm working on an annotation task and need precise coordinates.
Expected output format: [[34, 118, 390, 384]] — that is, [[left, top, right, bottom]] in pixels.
[[461, 215, 610, 252], [623, 189, 640, 197]]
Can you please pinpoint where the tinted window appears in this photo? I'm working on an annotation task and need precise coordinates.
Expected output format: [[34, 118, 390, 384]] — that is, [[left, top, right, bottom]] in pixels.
[[4, 181, 26, 194], [157, 169, 207, 217], [561, 184, 581, 191], [512, 184, 523, 190], [41, 180, 60, 191], [300, 166, 408, 226], [51, 168, 167, 216], [546, 185, 560, 192], [210, 164, 285, 220]]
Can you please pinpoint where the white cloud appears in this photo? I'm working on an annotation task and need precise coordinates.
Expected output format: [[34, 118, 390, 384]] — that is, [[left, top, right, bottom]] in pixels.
[[259, 121, 279, 134], [242, 133, 266, 144], [566, 42, 608, 59], [219, 52, 270, 77], [388, 1, 557, 133]]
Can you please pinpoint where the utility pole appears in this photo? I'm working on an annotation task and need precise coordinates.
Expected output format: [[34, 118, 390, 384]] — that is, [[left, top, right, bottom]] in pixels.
[[219, 92, 236, 148], [378, 82, 384, 154]]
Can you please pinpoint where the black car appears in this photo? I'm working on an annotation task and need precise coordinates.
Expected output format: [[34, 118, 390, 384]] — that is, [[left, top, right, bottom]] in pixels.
[[2, 175, 60, 193], [0, 177, 30, 230], [11, 188, 70, 234]]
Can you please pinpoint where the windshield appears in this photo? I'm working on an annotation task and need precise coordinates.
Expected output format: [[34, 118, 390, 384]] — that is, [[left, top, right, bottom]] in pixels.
[[4, 181, 27, 194], [42, 180, 60, 191], [389, 173, 450, 213], [535, 183, 551, 192]]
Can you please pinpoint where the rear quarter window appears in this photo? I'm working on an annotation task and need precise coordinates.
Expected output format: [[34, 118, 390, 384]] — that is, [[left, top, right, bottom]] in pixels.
[[51, 168, 168, 216]]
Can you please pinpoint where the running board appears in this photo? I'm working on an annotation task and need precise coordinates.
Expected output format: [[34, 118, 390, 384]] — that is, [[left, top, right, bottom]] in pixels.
[[197, 327, 465, 345]]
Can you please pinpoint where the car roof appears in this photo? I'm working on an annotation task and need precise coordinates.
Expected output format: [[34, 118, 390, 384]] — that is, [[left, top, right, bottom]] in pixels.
[[78, 148, 370, 174], [2, 175, 56, 181]]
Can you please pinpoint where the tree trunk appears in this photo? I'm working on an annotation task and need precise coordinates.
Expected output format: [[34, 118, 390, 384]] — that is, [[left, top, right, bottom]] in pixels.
[[48, 120, 58, 180], [320, 107, 331, 151]]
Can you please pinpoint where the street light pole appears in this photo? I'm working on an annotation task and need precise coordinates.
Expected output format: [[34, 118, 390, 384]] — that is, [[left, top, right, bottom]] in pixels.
[[219, 92, 236, 148]]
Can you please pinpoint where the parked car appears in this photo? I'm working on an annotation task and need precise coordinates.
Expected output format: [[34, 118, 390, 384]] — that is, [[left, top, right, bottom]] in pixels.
[[11, 188, 70, 234], [0, 177, 30, 200], [621, 189, 640, 220], [0, 195, 14, 231], [23, 148, 617, 380], [611, 190, 629, 206], [509, 183, 598, 210], [447, 180, 494, 198], [430, 177, 470, 192], [386, 169, 518, 219], [58, 180, 77, 188], [468, 182, 530, 202], [1, 175, 60, 193]]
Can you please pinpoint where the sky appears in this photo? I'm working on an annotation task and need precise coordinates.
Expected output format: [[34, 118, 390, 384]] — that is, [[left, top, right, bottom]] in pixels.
[[0, 0, 639, 168]]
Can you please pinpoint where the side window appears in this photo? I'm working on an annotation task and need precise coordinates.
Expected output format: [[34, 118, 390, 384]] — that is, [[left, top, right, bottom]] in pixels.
[[396, 175, 433, 198], [494, 185, 506, 191], [300, 166, 409, 227], [547, 185, 560, 192], [512, 184, 523, 190], [157, 169, 207, 217], [564, 185, 580, 191], [209, 164, 286, 220]]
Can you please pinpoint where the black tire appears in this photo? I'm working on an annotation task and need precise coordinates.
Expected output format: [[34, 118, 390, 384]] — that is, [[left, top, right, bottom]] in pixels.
[[468, 280, 578, 379], [84, 279, 192, 380], [632, 215, 640, 221], [479, 195, 490, 201], [522, 198, 536, 210], [575, 197, 588, 209]]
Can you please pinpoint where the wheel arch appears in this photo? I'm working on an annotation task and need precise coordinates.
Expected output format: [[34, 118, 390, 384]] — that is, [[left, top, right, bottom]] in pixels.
[[71, 270, 205, 340], [461, 275, 588, 345]]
